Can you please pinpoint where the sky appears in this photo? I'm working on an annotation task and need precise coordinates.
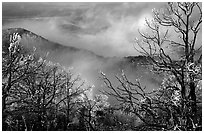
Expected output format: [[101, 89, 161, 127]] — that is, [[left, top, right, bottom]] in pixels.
[[2, 2, 167, 57]]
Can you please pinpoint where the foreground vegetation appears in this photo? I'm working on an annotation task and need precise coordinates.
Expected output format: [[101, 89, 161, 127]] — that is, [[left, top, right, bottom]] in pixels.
[[2, 2, 202, 131]]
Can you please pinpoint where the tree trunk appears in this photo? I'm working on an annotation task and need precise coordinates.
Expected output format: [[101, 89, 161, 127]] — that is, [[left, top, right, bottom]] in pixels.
[[2, 93, 8, 130], [2, 93, 7, 114], [189, 81, 197, 122]]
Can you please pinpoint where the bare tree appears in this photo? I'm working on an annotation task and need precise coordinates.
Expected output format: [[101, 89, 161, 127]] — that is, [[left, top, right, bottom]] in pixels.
[[2, 32, 92, 131], [2, 33, 46, 130], [101, 2, 202, 131], [73, 93, 109, 131], [54, 70, 91, 130], [135, 2, 202, 129], [100, 71, 167, 130]]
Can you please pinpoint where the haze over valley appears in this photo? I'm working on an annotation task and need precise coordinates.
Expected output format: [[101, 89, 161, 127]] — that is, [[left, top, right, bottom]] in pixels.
[[2, 2, 168, 102], [2, 2, 202, 131], [2, 28, 161, 104]]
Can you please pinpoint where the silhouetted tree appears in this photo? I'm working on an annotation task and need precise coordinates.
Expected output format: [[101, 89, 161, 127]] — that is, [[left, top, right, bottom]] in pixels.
[[135, 2, 202, 130], [101, 2, 202, 131], [2, 33, 44, 130], [2, 32, 92, 131]]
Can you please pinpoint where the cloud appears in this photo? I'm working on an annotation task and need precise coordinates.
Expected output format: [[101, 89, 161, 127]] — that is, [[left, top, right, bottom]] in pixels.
[[3, 2, 171, 102], [3, 2, 166, 57], [2, 2, 202, 104]]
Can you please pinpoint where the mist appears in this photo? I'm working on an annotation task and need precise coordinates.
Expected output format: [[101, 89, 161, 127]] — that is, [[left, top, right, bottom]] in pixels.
[[0, 2, 175, 102], [3, 2, 165, 57], [3, 2, 201, 102]]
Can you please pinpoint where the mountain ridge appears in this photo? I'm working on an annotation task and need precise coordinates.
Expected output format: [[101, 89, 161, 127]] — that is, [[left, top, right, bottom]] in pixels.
[[2, 28, 107, 60], [2, 28, 150, 64], [2, 28, 161, 101]]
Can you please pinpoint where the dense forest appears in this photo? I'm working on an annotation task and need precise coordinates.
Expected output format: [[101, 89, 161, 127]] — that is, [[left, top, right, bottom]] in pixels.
[[2, 2, 202, 131]]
